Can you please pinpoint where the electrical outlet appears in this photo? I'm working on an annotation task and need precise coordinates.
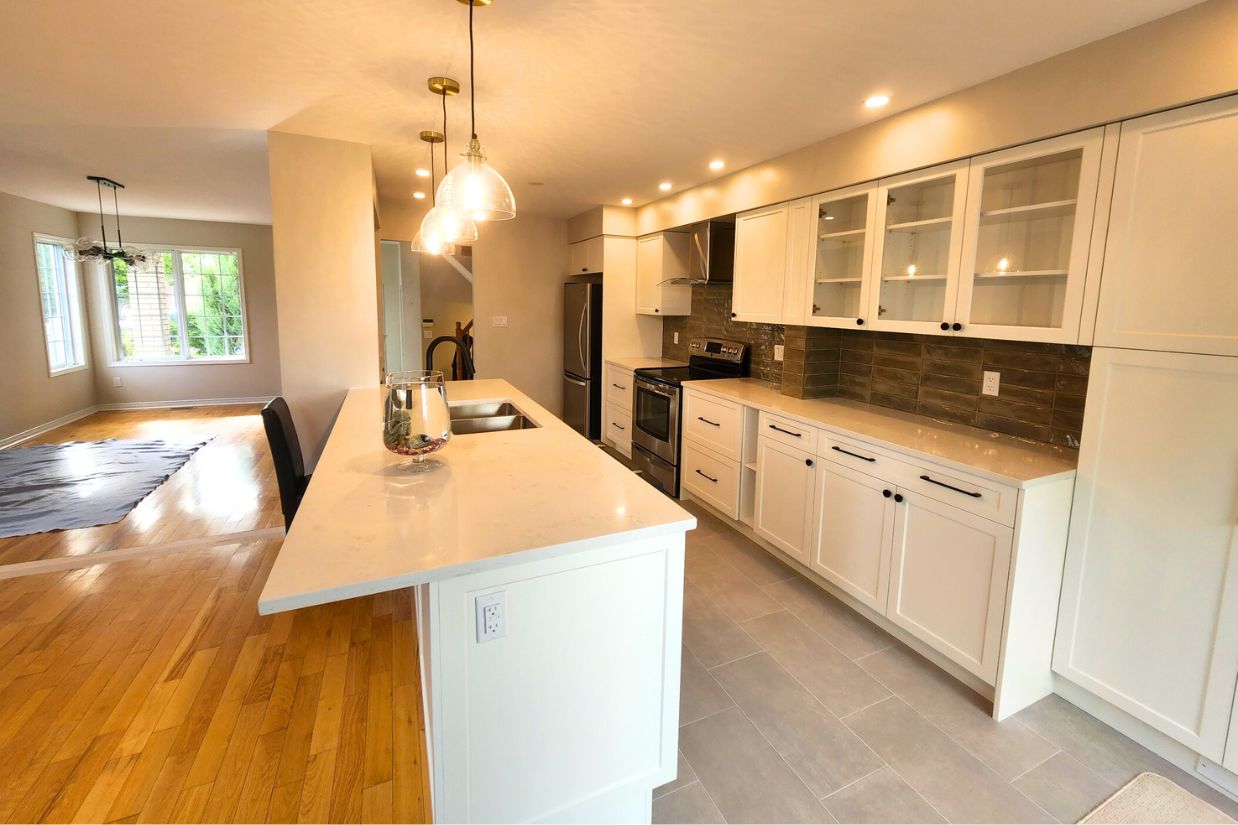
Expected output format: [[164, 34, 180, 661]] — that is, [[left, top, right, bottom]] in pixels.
[[673, 332, 679, 344], [475, 591, 507, 643], [982, 370, 1001, 396], [491, 315, 508, 328], [773, 344, 784, 362], [112, 377, 123, 388]]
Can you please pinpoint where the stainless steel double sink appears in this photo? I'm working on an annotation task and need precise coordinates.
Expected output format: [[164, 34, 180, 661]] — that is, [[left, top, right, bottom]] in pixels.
[[447, 400, 539, 434]]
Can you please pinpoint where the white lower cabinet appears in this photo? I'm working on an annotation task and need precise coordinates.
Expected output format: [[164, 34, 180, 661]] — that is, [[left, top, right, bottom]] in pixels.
[[753, 438, 817, 565], [604, 403, 631, 456], [682, 441, 741, 519], [888, 491, 1013, 684], [810, 461, 896, 614], [1054, 348, 1238, 760]]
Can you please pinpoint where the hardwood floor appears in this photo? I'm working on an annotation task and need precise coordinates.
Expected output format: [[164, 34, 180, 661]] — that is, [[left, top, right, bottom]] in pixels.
[[0, 406, 284, 567], [0, 409, 431, 823]]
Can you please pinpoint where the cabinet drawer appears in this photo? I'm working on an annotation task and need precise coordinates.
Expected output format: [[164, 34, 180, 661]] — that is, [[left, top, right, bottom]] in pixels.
[[604, 403, 631, 454], [819, 432, 1017, 526], [681, 442, 740, 519], [899, 465, 1017, 527], [605, 367, 633, 412], [683, 391, 743, 460], [758, 412, 818, 453]]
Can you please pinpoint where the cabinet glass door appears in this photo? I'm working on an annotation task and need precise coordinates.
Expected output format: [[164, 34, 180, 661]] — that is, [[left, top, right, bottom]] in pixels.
[[870, 161, 968, 333], [956, 129, 1104, 343], [807, 184, 876, 328]]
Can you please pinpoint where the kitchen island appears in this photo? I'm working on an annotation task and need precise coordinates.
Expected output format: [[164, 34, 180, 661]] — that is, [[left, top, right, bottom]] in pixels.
[[259, 379, 695, 823]]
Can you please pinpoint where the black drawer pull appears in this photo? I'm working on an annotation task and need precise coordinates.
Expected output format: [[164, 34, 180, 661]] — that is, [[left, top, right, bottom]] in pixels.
[[695, 469, 718, 483], [805, 459, 814, 467], [882, 489, 892, 498], [768, 424, 802, 437], [894, 493, 904, 503], [612, 383, 625, 390], [697, 417, 721, 427], [919, 475, 982, 498], [611, 422, 625, 431], [831, 445, 875, 462]]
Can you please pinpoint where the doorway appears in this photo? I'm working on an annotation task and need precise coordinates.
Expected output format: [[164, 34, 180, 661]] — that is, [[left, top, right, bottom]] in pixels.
[[379, 241, 474, 379]]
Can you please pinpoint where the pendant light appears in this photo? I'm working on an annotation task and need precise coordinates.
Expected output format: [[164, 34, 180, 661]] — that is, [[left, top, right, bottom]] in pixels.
[[435, 0, 516, 222], [410, 130, 455, 256], [66, 176, 148, 266]]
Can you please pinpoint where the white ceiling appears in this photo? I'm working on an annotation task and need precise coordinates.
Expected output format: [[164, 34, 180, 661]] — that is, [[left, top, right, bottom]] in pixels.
[[0, 0, 1202, 224]]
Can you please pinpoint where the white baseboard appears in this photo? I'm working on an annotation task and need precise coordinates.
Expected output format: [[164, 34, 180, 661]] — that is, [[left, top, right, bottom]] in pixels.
[[95, 396, 275, 411], [0, 396, 276, 449], [0, 405, 99, 450]]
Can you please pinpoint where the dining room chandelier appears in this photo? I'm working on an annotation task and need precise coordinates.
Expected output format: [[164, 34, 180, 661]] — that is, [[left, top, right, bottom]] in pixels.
[[65, 176, 147, 266], [435, 0, 516, 222]]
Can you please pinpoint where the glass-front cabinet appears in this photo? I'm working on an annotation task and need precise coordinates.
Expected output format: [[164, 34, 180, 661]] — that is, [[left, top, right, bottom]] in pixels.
[[954, 128, 1105, 342], [805, 183, 878, 328], [867, 160, 970, 334]]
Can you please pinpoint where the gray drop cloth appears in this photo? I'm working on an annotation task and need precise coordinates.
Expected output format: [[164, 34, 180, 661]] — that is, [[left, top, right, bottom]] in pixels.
[[0, 438, 209, 538]]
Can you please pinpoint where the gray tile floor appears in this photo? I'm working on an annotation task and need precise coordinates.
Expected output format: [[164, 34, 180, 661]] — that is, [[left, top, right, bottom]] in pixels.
[[654, 500, 1238, 824]]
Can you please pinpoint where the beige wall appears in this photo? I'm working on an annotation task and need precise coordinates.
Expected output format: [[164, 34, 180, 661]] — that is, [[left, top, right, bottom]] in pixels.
[[269, 132, 379, 470], [638, 0, 1238, 232], [79, 214, 281, 406], [472, 214, 569, 414], [419, 255, 473, 352], [0, 191, 96, 443]]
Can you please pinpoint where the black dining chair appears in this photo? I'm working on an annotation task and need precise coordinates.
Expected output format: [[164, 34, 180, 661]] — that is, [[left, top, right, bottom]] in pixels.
[[261, 397, 311, 530]]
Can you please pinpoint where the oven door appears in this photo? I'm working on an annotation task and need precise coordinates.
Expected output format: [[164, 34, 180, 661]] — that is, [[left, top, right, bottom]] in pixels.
[[632, 377, 680, 465]]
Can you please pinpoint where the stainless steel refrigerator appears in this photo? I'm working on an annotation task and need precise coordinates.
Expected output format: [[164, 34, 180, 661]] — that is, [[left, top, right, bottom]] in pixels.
[[563, 278, 602, 439]]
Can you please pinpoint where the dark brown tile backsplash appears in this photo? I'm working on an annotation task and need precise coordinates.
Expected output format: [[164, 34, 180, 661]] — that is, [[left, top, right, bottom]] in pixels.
[[661, 283, 1091, 448]]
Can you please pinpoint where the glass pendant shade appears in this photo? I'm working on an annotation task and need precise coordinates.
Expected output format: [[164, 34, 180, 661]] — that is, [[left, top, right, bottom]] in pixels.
[[410, 229, 455, 256], [436, 138, 516, 222], [420, 205, 479, 248]]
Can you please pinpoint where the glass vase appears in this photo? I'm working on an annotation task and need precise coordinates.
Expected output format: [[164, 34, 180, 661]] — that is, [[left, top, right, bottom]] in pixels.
[[383, 370, 451, 468]]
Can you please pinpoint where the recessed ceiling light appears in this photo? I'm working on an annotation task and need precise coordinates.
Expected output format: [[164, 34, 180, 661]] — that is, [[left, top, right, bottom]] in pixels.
[[621, 197, 633, 206], [413, 191, 426, 200], [864, 94, 891, 109], [415, 168, 430, 178], [659, 181, 672, 191], [528, 181, 545, 186], [709, 159, 725, 171]]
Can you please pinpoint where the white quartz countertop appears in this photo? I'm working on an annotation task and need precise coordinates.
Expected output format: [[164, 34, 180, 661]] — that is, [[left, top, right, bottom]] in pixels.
[[606, 356, 686, 370], [683, 378, 1077, 487], [258, 379, 695, 615]]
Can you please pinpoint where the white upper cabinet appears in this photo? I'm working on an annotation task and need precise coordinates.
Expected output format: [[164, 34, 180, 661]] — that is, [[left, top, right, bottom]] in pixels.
[[635, 232, 691, 316], [780, 198, 813, 326], [569, 236, 604, 275], [1092, 95, 1238, 356], [954, 129, 1106, 343], [868, 160, 970, 335], [732, 204, 790, 323], [806, 183, 879, 330]]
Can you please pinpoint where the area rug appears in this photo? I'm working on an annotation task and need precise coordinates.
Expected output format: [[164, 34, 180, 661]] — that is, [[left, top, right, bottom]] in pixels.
[[1080, 772, 1236, 824], [0, 438, 209, 538]]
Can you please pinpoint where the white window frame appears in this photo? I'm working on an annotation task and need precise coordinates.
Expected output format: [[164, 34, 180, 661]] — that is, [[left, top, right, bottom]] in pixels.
[[32, 233, 89, 377], [105, 243, 251, 367]]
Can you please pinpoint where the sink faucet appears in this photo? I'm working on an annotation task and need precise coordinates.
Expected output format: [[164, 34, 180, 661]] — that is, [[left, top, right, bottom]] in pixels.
[[426, 336, 475, 380]]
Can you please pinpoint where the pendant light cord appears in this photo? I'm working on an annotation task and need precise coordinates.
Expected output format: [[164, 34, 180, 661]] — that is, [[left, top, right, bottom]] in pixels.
[[442, 89, 450, 182], [113, 187, 124, 249], [468, 0, 477, 140], [96, 179, 108, 250]]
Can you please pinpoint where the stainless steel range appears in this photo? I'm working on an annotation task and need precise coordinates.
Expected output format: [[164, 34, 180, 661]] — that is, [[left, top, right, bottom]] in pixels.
[[630, 338, 748, 496]]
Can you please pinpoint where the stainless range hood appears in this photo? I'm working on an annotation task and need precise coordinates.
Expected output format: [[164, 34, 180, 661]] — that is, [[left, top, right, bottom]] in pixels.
[[663, 220, 735, 285]]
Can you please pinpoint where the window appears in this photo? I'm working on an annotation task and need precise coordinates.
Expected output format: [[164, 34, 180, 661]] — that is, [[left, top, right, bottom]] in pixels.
[[33, 235, 87, 375], [110, 247, 248, 363]]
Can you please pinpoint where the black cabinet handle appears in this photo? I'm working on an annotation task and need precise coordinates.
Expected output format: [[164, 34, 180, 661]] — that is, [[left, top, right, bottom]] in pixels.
[[612, 383, 625, 390], [952, 322, 963, 332], [856, 318, 864, 326], [730, 312, 737, 318], [939, 322, 950, 331], [768, 424, 802, 437], [581, 267, 588, 272], [805, 458, 814, 467], [919, 474, 982, 498], [697, 417, 721, 427], [831, 445, 875, 462], [883, 489, 892, 498], [894, 493, 904, 503], [611, 422, 625, 431], [654, 308, 660, 313], [695, 469, 718, 483]]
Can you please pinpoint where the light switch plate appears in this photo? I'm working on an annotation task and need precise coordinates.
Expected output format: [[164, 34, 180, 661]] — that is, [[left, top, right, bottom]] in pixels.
[[491, 315, 508, 328], [112, 377, 123, 388], [774, 345, 784, 362], [673, 332, 679, 344], [982, 371, 1000, 396]]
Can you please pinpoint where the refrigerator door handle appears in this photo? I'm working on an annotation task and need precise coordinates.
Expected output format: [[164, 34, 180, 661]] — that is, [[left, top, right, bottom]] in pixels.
[[577, 304, 587, 373]]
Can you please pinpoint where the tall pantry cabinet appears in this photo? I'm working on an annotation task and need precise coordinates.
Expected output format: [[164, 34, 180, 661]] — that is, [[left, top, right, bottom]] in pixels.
[[1053, 96, 1238, 767]]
